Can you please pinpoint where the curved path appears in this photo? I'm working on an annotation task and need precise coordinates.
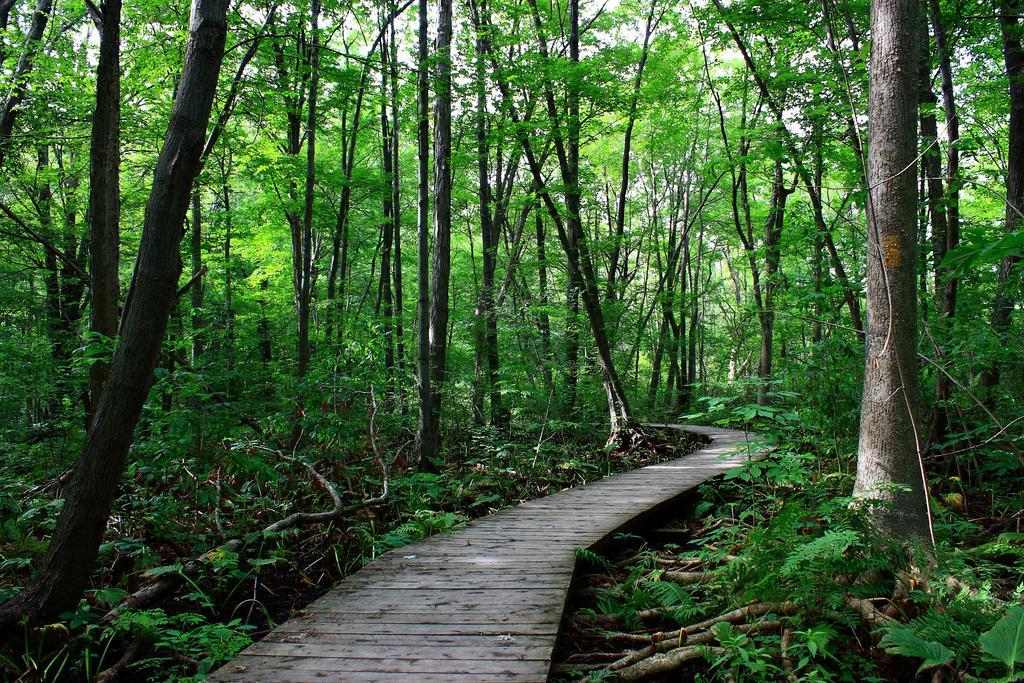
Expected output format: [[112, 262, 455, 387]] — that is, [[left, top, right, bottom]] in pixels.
[[212, 425, 764, 682]]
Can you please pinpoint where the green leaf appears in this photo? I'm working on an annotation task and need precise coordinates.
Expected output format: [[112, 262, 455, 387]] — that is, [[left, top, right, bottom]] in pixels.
[[942, 230, 1024, 276], [880, 627, 954, 674], [980, 605, 1024, 673], [142, 563, 184, 578]]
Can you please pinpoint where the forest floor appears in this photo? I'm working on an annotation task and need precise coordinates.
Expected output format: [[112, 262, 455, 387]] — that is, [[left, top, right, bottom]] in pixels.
[[218, 426, 708, 647], [550, 426, 1024, 682], [0, 424, 706, 681]]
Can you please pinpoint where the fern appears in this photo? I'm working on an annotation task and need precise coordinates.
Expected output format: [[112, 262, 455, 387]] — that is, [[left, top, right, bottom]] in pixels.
[[900, 611, 976, 665], [781, 529, 860, 577], [880, 626, 954, 674], [644, 580, 692, 608], [574, 547, 611, 569]]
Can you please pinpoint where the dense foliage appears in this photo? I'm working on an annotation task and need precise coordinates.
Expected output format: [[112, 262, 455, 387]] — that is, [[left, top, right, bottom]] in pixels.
[[0, 0, 1020, 677]]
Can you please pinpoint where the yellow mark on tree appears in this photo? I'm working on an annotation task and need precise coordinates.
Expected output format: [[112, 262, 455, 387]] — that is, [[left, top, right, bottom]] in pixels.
[[882, 234, 902, 268]]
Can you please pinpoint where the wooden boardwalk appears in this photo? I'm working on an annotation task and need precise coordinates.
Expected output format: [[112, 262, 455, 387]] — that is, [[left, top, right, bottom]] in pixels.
[[211, 425, 763, 682]]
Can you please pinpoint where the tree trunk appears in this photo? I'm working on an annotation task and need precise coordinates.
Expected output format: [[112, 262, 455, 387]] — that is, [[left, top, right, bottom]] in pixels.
[[0, 0, 228, 626], [190, 189, 204, 363], [536, 209, 553, 389], [979, 0, 1023, 397], [0, 0, 53, 166], [427, 0, 453, 454], [86, 0, 122, 423], [607, 0, 659, 301], [219, 156, 236, 389], [415, 0, 436, 468], [473, 6, 506, 429], [379, 28, 396, 399], [854, 0, 932, 543], [297, 0, 319, 379], [389, 8, 406, 412]]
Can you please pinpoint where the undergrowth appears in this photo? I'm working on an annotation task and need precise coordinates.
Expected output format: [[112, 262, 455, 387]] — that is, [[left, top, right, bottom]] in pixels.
[[0, 413, 701, 681], [555, 392, 1024, 682]]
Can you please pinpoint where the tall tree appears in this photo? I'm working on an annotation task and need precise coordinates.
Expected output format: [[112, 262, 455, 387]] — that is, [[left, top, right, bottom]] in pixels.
[[85, 0, 122, 419], [0, 0, 229, 625], [416, 0, 435, 466], [0, 0, 53, 166], [853, 0, 932, 543], [979, 0, 1023, 397], [427, 0, 453, 455], [298, 0, 320, 378]]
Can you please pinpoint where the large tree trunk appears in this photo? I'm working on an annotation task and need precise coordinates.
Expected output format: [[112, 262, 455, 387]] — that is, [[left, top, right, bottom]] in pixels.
[[427, 0, 452, 451], [86, 0, 122, 422], [979, 0, 1023, 397], [415, 0, 436, 468], [0, 0, 228, 626], [853, 0, 932, 543]]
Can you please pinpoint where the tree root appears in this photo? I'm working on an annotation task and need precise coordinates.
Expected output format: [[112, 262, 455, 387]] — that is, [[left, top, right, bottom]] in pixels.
[[614, 645, 727, 681], [844, 596, 895, 627], [607, 620, 783, 673], [92, 637, 150, 683], [661, 570, 715, 585], [610, 602, 796, 644]]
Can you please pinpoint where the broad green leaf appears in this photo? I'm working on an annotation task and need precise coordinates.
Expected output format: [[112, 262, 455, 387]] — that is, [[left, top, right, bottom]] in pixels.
[[880, 627, 954, 674], [980, 605, 1024, 672]]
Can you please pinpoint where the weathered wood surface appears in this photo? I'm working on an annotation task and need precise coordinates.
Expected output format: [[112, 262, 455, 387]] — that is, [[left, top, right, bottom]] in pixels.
[[211, 425, 763, 682]]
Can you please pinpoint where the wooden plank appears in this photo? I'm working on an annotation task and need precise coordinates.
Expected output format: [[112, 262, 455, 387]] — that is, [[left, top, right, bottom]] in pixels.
[[224, 655, 547, 674], [241, 641, 553, 660], [270, 623, 561, 636], [262, 633, 552, 647]]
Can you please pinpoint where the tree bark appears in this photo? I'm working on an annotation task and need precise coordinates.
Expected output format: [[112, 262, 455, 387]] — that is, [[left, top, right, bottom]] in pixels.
[[427, 0, 453, 452], [0, 0, 228, 626], [86, 0, 122, 423], [297, 0, 319, 379], [416, 0, 436, 468], [854, 0, 932, 543]]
